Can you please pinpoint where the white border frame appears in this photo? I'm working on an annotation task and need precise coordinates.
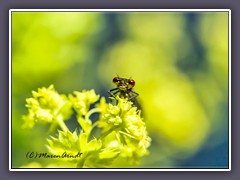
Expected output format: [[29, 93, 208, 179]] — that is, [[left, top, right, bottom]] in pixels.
[[9, 9, 231, 171]]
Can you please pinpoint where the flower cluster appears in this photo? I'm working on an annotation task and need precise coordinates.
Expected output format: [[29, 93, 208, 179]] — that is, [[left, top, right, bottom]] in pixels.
[[69, 90, 99, 116], [22, 85, 72, 129], [98, 97, 151, 162], [22, 85, 151, 168]]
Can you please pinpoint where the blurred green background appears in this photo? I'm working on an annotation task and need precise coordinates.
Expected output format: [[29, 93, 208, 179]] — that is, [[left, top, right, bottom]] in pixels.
[[12, 11, 229, 168]]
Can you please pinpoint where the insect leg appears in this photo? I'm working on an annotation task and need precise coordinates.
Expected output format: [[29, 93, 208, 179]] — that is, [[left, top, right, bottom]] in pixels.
[[128, 90, 139, 100], [108, 88, 119, 98], [108, 88, 120, 105], [128, 91, 142, 111]]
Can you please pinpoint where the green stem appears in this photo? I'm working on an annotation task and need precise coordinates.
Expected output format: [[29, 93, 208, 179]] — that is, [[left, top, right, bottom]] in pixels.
[[76, 158, 85, 168], [84, 108, 101, 139], [99, 126, 119, 139], [56, 115, 69, 132], [119, 130, 136, 139], [85, 108, 101, 122]]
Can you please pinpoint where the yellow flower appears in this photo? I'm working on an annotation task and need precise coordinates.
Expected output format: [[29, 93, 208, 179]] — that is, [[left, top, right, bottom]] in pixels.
[[22, 85, 72, 128], [22, 86, 151, 167], [98, 96, 151, 162], [69, 89, 99, 116]]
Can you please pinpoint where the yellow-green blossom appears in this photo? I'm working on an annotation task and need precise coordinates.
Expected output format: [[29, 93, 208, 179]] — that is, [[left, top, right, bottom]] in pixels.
[[69, 89, 99, 116], [47, 130, 120, 167], [22, 85, 72, 128], [98, 96, 151, 163], [22, 86, 151, 167]]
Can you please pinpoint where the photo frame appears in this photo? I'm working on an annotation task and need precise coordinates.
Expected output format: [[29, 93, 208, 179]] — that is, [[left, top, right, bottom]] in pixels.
[[9, 9, 231, 172]]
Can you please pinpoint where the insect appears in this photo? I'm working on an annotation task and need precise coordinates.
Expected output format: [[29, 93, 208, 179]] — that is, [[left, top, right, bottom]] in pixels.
[[108, 76, 141, 109]]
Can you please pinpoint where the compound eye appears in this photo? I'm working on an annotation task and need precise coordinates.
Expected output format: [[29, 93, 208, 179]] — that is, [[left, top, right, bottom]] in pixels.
[[128, 79, 135, 88], [113, 77, 119, 84]]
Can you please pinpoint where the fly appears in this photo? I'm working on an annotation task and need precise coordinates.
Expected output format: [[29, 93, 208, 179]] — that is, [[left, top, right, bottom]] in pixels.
[[108, 76, 141, 110]]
